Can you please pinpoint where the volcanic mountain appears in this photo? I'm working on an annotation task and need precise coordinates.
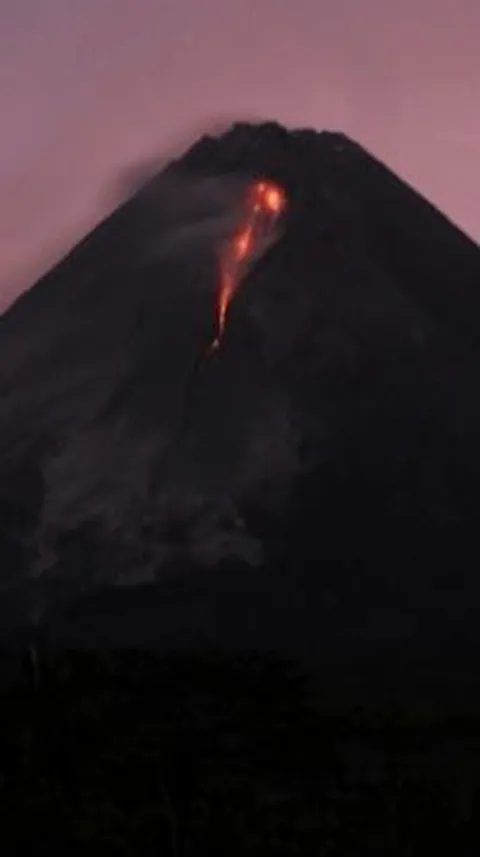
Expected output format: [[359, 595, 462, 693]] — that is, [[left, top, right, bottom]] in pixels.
[[1, 121, 480, 697]]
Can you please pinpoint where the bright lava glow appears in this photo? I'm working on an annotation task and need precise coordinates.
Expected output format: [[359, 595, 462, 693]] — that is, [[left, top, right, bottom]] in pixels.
[[208, 179, 287, 353]]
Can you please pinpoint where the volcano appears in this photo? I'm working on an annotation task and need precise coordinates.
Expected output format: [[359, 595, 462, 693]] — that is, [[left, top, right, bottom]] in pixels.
[[1, 121, 480, 700]]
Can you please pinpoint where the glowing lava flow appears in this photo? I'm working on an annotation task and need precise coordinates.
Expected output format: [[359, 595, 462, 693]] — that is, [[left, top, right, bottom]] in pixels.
[[208, 180, 287, 353]]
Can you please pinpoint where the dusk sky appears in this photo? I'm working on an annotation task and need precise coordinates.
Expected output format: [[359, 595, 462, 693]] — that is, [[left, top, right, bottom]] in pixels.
[[1, 0, 478, 308]]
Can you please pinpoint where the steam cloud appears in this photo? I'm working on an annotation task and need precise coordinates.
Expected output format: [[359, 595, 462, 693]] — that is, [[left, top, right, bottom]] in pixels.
[[130, 170, 252, 269]]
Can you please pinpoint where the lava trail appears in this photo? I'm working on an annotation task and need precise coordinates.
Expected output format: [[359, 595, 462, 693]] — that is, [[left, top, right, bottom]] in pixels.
[[208, 179, 287, 354], [156, 178, 287, 483]]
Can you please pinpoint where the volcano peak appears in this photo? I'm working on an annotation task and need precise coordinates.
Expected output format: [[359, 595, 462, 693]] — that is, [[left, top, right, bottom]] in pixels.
[[0, 120, 479, 690]]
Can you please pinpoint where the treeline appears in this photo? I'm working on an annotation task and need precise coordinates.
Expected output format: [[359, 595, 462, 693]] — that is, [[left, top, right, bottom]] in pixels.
[[1, 649, 480, 855]]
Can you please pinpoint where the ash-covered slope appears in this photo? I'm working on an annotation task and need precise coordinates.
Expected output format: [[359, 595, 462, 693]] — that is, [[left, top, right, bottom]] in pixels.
[[1, 121, 480, 686]]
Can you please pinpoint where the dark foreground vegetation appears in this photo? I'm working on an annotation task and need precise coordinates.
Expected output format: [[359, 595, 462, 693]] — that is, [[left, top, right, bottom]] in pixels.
[[2, 649, 480, 855]]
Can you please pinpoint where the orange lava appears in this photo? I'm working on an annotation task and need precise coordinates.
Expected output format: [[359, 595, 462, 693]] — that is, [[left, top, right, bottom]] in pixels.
[[209, 179, 287, 353]]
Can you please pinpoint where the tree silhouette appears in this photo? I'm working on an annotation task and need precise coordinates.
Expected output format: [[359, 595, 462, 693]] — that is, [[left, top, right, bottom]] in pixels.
[[1, 648, 480, 854]]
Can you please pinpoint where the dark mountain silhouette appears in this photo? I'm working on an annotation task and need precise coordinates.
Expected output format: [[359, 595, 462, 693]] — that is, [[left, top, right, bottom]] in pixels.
[[1, 121, 480, 701]]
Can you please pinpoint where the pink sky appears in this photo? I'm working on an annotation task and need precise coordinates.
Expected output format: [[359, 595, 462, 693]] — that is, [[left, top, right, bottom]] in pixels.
[[0, 0, 478, 308]]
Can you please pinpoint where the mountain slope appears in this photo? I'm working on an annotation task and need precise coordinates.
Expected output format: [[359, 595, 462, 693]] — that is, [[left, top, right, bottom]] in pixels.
[[1, 121, 480, 696]]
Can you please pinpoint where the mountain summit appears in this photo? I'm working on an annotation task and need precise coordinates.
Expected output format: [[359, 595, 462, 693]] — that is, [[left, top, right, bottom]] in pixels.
[[1, 121, 480, 694]]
